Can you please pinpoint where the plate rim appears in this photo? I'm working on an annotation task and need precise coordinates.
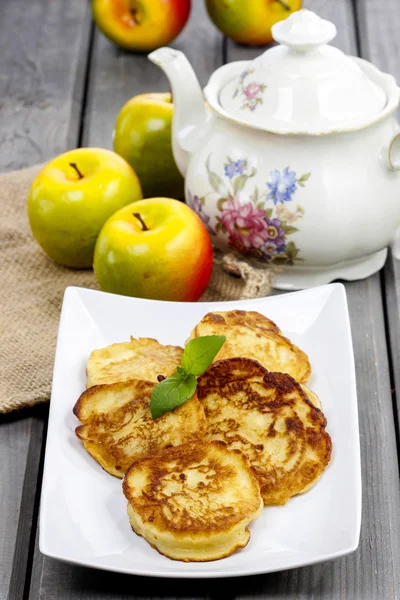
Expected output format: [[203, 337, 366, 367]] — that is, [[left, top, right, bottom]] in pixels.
[[38, 541, 360, 579]]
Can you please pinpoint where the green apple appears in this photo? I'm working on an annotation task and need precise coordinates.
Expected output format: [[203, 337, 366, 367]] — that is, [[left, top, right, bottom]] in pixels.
[[28, 148, 142, 268], [113, 92, 184, 200]]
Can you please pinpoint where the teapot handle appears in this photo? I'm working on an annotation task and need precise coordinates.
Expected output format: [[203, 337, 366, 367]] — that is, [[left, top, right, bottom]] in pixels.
[[387, 132, 400, 258], [391, 228, 400, 260], [388, 132, 400, 170]]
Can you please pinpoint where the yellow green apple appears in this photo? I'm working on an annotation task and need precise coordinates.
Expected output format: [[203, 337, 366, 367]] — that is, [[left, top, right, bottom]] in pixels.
[[94, 198, 213, 301], [205, 0, 302, 46], [28, 148, 142, 268], [113, 92, 184, 200], [92, 0, 191, 52]]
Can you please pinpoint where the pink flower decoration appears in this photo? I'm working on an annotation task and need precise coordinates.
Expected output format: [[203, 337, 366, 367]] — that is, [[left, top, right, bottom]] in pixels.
[[221, 198, 269, 249], [244, 82, 261, 99]]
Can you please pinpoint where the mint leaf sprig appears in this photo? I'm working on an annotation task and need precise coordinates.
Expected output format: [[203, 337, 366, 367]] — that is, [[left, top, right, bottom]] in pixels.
[[150, 335, 226, 419]]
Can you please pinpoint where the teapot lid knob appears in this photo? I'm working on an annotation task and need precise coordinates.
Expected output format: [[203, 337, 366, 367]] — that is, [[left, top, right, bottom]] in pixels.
[[272, 9, 337, 52]]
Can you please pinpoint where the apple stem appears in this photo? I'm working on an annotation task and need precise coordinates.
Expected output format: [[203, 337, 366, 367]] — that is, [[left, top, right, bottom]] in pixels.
[[69, 162, 84, 179], [129, 6, 141, 25], [276, 0, 291, 10], [133, 212, 149, 231]]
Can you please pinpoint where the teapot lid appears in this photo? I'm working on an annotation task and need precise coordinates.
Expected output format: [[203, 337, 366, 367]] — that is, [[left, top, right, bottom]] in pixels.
[[217, 9, 388, 134]]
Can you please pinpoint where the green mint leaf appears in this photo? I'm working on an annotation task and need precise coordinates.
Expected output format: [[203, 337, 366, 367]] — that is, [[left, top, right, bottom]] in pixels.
[[181, 335, 226, 376], [150, 370, 197, 420], [150, 335, 226, 419]]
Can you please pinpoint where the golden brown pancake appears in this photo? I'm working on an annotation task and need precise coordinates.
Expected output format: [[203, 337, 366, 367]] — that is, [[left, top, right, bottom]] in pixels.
[[189, 310, 311, 383], [73, 379, 207, 477], [301, 385, 322, 410], [86, 337, 183, 387], [123, 441, 263, 562], [197, 358, 331, 505]]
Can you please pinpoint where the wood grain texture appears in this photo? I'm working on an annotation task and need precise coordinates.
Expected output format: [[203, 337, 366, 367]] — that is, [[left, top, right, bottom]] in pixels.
[[383, 250, 400, 430], [0, 411, 32, 599], [6, 408, 47, 600], [356, 0, 400, 439], [83, 0, 223, 149], [0, 1, 92, 599], [0, 407, 45, 600], [355, 0, 400, 73], [0, 0, 92, 171], [24, 0, 400, 599]]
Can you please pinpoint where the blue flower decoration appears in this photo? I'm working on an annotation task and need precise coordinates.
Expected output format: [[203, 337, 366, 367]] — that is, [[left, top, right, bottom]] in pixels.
[[224, 159, 246, 179], [186, 191, 216, 236], [225, 162, 237, 179], [235, 159, 246, 174], [266, 167, 297, 205]]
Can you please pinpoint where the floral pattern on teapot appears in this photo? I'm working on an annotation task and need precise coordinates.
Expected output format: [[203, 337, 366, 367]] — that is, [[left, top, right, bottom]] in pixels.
[[187, 156, 311, 265], [232, 69, 267, 112]]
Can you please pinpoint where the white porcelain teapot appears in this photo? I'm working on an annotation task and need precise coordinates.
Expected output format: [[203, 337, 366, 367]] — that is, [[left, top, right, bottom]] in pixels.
[[149, 9, 400, 290]]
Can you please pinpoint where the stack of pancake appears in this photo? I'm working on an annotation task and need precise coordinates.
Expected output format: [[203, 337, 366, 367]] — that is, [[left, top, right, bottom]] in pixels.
[[73, 310, 332, 562]]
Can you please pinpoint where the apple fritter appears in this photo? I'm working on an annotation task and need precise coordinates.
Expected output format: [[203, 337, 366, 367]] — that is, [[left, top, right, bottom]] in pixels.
[[123, 441, 263, 562], [189, 310, 311, 384], [86, 337, 183, 387], [197, 358, 331, 505], [73, 379, 207, 477]]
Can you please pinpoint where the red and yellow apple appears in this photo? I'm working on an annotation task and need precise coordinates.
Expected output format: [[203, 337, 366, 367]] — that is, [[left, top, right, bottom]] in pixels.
[[205, 0, 302, 46], [28, 148, 142, 268], [114, 92, 184, 200], [94, 198, 213, 301], [92, 0, 191, 52]]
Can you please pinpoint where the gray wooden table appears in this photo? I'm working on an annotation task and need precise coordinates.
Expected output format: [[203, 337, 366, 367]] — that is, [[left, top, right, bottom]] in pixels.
[[1, 0, 400, 598]]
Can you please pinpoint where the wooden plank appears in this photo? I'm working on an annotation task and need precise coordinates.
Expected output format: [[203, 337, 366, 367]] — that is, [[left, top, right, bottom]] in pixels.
[[0, 0, 92, 598], [357, 0, 400, 441], [355, 0, 400, 73], [0, 409, 44, 600], [4, 407, 47, 600], [360, 0, 400, 559], [383, 250, 400, 432], [0, 0, 92, 171], [83, 0, 223, 149]]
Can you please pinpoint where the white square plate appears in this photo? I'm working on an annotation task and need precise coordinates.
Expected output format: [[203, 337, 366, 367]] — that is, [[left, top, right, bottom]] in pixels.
[[40, 283, 361, 578]]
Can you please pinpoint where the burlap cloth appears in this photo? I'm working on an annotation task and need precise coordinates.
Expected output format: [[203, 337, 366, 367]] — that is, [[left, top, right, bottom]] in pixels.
[[0, 165, 274, 414]]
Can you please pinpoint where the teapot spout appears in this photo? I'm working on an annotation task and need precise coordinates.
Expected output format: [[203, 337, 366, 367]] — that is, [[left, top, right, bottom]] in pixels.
[[148, 48, 206, 177]]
